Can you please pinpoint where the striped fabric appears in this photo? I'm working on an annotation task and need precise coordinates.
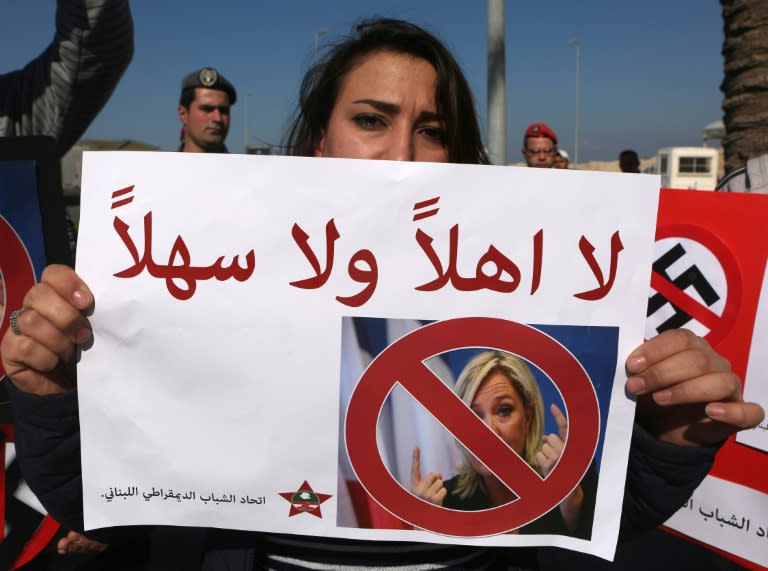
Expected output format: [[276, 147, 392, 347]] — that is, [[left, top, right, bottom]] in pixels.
[[0, 0, 133, 156], [259, 534, 517, 570], [716, 153, 768, 193]]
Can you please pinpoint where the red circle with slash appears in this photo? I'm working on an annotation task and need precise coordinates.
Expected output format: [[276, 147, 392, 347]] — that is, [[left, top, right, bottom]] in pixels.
[[345, 317, 599, 536], [652, 224, 741, 347], [0, 216, 36, 378]]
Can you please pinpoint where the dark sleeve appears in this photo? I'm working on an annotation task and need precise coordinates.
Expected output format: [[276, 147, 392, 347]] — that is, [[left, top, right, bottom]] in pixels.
[[620, 422, 716, 538], [6, 378, 164, 548], [5, 378, 248, 566], [5, 378, 86, 530], [0, 0, 134, 156]]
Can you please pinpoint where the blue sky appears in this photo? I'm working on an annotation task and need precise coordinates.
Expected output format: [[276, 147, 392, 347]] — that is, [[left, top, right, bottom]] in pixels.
[[2, 1, 725, 163]]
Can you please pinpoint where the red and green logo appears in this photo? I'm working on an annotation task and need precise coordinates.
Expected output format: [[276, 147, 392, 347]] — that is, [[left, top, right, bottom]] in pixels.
[[279, 481, 332, 518]]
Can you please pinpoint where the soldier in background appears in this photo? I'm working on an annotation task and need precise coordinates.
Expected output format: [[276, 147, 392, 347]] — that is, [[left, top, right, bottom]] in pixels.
[[178, 67, 237, 153], [521, 122, 558, 168]]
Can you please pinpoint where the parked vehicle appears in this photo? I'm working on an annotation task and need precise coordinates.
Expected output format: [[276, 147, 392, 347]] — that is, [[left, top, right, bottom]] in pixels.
[[656, 146, 720, 190]]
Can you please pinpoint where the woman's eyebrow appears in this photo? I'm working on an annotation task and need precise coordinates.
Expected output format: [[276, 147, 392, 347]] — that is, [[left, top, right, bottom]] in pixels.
[[351, 99, 442, 123], [416, 110, 442, 123], [352, 99, 399, 113]]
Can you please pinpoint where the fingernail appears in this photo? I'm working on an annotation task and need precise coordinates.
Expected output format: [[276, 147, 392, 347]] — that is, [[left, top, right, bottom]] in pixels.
[[627, 355, 646, 373], [626, 376, 646, 394], [653, 389, 672, 404], [75, 327, 92, 345], [72, 289, 89, 309], [706, 404, 726, 418]]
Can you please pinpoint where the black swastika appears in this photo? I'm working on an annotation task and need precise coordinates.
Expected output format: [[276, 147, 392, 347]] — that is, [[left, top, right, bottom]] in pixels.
[[647, 243, 720, 333]]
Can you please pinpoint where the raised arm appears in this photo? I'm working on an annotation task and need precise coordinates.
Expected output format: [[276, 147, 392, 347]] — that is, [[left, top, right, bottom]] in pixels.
[[0, 0, 134, 156]]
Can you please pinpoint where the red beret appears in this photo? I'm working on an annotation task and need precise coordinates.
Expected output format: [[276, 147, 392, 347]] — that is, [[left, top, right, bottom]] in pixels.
[[524, 123, 558, 145]]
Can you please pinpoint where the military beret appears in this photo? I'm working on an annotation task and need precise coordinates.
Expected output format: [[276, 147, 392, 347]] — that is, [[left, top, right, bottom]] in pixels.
[[180, 67, 237, 104], [524, 122, 558, 145]]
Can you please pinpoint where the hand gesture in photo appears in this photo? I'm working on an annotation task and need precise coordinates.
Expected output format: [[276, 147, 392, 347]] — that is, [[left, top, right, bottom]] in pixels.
[[536, 403, 568, 477], [536, 404, 584, 532], [410, 446, 447, 506]]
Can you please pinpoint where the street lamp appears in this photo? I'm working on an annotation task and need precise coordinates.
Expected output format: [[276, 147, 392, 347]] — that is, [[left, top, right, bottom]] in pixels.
[[487, 0, 506, 166], [568, 39, 580, 165], [314, 28, 328, 59]]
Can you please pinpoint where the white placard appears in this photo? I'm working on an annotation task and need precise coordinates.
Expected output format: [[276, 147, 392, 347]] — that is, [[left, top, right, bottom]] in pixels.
[[76, 152, 660, 560], [665, 475, 768, 567], [737, 259, 768, 452]]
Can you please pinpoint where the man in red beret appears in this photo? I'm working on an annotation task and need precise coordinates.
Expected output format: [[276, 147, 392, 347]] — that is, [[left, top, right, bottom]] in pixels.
[[521, 122, 558, 168]]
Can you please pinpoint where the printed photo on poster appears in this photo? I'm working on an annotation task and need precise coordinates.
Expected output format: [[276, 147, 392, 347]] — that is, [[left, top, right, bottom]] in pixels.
[[337, 316, 617, 538]]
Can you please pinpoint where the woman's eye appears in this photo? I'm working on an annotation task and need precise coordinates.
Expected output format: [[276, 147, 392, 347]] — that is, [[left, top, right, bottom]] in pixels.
[[497, 405, 513, 417], [420, 126, 446, 144], [353, 114, 385, 129]]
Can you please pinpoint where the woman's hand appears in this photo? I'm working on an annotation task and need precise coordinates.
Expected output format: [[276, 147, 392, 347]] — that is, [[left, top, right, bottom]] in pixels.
[[57, 530, 108, 555], [410, 447, 447, 506], [626, 329, 765, 446], [0, 264, 93, 396], [537, 404, 584, 532], [537, 403, 568, 477]]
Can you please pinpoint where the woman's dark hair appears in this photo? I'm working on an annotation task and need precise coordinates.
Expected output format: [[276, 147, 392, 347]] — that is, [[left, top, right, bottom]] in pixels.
[[284, 18, 489, 165]]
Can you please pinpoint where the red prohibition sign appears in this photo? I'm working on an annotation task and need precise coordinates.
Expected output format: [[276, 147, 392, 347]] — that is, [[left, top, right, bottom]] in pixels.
[[653, 224, 741, 347], [0, 216, 37, 378], [345, 317, 599, 537], [0, 218, 56, 564]]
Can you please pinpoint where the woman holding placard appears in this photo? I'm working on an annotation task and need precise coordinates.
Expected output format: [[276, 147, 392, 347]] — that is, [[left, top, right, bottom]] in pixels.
[[2, 17, 763, 571]]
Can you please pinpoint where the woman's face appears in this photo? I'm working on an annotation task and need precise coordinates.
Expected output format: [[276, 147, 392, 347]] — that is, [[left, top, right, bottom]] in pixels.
[[469, 372, 532, 476], [314, 50, 449, 163]]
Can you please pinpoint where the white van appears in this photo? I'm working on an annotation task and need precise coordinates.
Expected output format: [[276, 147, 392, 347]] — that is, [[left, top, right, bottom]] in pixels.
[[656, 147, 720, 190]]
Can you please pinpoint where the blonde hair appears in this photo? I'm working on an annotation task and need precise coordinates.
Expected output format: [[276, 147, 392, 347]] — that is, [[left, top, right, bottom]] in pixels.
[[451, 351, 545, 500]]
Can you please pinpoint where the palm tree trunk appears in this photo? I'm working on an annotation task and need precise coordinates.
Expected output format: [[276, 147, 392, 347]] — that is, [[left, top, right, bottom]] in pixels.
[[720, 0, 768, 173]]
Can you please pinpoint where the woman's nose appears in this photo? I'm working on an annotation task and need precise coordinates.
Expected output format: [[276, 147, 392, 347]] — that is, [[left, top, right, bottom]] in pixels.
[[384, 128, 414, 162], [483, 414, 500, 434]]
